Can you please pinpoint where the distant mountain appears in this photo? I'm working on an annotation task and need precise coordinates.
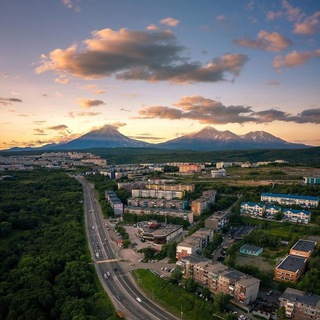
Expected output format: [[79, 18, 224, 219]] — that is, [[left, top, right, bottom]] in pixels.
[[49, 125, 152, 150], [156, 126, 309, 150], [3, 125, 310, 152]]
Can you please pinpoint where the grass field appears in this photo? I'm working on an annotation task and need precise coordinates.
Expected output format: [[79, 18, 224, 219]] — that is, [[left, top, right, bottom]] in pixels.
[[131, 269, 222, 320]]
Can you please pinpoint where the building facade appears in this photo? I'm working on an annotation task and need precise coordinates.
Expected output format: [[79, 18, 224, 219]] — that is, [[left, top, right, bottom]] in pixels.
[[303, 176, 320, 185], [176, 228, 212, 261], [185, 260, 260, 306], [240, 244, 263, 256], [191, 190, 217, 216], [105, 190, 123, 217], [205, 211, 229, 231], [178, 163, 202, 173], [240, 202, 264, 216], [290, 239, 317, 259], [261, 193, 319, 208], [274, 255, 307, 283], [279, 288, 320, 320], [282, 208, 311, 224]]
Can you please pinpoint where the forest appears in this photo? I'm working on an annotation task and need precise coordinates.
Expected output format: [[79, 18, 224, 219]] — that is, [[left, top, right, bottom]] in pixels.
[[0, 170, 117, 320]]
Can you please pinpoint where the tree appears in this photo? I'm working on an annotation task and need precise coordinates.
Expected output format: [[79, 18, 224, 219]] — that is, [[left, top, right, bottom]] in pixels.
[[276, 306, 286, 320], [201, 287, 211, 299], [213, 292, 231, 312], [183, 278, 197, 293]]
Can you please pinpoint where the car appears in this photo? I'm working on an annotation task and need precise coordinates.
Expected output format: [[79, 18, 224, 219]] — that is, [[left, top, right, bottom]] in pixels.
[[136, 297, 142, 303], [104, 273, 107, 279], [107, 271, 111, 277], [267, 290, 273, 296]]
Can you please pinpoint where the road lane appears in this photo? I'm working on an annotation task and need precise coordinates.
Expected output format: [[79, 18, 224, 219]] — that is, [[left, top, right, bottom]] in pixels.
[[76, 175, 178, 320]]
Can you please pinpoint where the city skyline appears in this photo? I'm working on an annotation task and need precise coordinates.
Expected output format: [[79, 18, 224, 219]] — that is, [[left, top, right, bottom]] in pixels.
[[1, 0, 320, 150]]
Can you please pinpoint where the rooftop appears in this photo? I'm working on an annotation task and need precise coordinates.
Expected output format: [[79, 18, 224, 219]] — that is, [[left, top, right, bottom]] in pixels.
[[240, 244, 263, 252], [276, 255, 307, 273], [291, 239, 317, 253], [261, 193, 319, 201], [280, 288, 320, 308]]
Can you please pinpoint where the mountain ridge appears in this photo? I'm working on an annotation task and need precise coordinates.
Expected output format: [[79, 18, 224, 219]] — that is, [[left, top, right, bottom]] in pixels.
[[3, 125, 311, 152]]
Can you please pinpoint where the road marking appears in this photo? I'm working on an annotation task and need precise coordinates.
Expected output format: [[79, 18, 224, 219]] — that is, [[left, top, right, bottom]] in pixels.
[[96, 259, 118, 263]]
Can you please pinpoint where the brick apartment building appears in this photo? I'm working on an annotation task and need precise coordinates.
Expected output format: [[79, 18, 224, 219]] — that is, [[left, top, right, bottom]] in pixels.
[[184, 258, 260, 306], [191, 190, 217, 216], [274, 239, 317, 283], [176, 228, 212, 261], [290, 239, 317, 259], [279, 287, 320, 320]]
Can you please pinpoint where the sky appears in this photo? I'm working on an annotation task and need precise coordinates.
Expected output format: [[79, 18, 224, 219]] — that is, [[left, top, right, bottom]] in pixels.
[[1, 0, 320, 150]]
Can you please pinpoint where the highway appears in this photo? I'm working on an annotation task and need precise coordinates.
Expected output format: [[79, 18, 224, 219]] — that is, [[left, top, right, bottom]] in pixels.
[[76, 176, 178, 320]]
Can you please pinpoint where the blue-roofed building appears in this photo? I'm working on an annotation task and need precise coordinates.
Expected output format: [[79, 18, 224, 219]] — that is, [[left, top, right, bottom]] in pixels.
[[261, 193, 319, 208], [282, 208, 311, 225], [240, 244, 263, 256], [240, 202, 264, 217], [303, 176, 320, 185], [265, 205, 280, 218]]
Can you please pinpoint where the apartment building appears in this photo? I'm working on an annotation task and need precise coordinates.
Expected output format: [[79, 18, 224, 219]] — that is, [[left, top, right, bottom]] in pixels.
[[179, 163, 202, 173], [105, 190, 123, 217], [205, 211, 229, 231], [265, 205, 281, 217], [126, 206, 193, 223], [290, 239, 317, 259], [240, 202, 264, 216], [282, 208, 311, 225], [261, 193, 319, 208], [274, 255, 307, 283], [279, 287, 320, 320], [191, 190, 217, 216], [216, 162, 233, 169], [146, 183, 195, 192], [211, 168, 227, 178], [131, 189, 184, 200], [176, 228, 212, 261], [185, 260, 260, 306]]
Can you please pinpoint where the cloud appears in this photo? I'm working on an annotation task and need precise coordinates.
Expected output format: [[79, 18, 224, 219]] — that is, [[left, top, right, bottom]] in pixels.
[[68, 111, 101, 118], [146, 24, 160, 31], [36, 28, 248, 83], [137, 95, 320, 124], [234, 30, 292, 52], [129, 134, 164, 141], [83, 84, 105, 94], [61, 0, 80, 12], [47, 124, 68, 131], [54, 75, 70, 84], [111, 121, 126, 128], [137, 96, 255, 124], [33, 128, 46, 135], [293, 11, 320, 35], [33, 120, 47, 124], [0, 97, 22, 106], [266, 11, 283, 21], [160, 17, 180, 27], [273, 49, 320, 71], [266, 80, 280, 86], [77, 98, 105, 108], [215, 15, 226, 22], [282, 0, 301, 22], [295, 108, 320, 123]]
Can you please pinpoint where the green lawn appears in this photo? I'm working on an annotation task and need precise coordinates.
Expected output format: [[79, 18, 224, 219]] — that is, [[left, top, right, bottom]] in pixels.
[[131, 269, 222, 320]]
